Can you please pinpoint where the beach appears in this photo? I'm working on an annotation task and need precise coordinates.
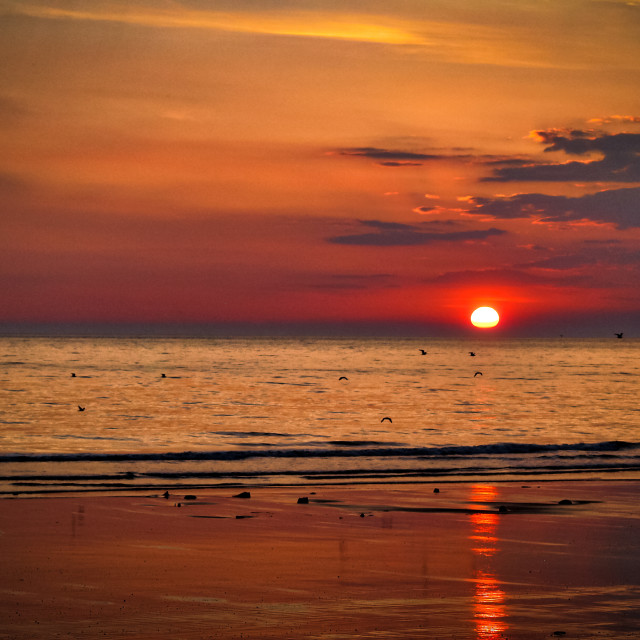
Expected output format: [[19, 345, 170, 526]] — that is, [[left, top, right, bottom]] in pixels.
[[2, 481, 639, 639]]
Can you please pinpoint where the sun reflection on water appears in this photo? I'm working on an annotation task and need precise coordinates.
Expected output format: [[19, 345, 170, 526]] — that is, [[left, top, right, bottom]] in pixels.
[[469, 485, 508, 640]]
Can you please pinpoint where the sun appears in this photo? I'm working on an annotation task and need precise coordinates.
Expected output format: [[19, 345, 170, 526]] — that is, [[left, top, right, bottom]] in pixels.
[[470, 306, 499, 328]]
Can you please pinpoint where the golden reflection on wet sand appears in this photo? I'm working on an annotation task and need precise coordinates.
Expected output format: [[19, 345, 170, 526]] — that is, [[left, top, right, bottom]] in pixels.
[[469, 484, 508, 640]]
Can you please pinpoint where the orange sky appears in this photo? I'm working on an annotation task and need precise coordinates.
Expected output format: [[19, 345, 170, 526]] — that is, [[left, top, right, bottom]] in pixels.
[[1, 0, 640, 336]]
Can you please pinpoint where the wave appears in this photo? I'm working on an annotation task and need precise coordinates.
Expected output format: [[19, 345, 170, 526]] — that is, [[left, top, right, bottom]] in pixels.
[[1, 440, 638, 464]]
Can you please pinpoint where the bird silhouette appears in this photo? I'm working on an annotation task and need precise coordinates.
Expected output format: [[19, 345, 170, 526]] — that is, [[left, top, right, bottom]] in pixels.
[[381, 417, 392, 423], [615, 332, 624, 339], [339, 376, 348, 381], [474, 371, 483, 377], [469, 351, 476, 357], [71, 372, 76, 377], [419, 349, 427, 355], [78, 405, 85, 412]]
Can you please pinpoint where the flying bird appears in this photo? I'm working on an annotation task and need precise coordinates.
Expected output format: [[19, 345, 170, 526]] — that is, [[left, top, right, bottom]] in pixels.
[[78, 405, 85, 412], [338, 376, 348, 381], [615, 332, 624, 339], [419, 349, 427, 355], [469, 352, 476, 357], [381, 417, 392, 423], [474, 371, 483, 377]]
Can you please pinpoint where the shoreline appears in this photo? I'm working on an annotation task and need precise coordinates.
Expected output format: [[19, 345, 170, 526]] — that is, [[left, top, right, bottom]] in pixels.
[[3, 472, 640, 499], [2, 480, 639, 639]]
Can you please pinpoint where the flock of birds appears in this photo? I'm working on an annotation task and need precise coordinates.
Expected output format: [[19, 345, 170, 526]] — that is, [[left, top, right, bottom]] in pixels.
[[379, 348, 483, 424], [71, 332, 627, 416]]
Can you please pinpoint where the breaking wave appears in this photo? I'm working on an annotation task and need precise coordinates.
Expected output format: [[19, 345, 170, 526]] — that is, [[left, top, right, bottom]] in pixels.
[[1, 440, 638, 464]]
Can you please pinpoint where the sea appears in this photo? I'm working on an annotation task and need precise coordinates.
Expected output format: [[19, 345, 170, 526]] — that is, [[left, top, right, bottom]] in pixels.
[[1, 336, 639, 496]]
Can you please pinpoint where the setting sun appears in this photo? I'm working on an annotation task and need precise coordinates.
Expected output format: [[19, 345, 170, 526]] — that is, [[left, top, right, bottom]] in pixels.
[[471, 307, 500, 328]]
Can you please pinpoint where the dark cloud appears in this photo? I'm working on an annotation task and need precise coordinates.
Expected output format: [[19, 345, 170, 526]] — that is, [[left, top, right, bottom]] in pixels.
[[423, 267, 585, 287], [337, 147, 443, 161], [484, 129, 640, 182], [335, 146, 457, 167], [379, 161, 423, 167], [519, 247, 640, 270], [327, 219, 506, 246], [311, 273, 399, 290], [466, 187, 640, 229], [517, 254, 597, 270]]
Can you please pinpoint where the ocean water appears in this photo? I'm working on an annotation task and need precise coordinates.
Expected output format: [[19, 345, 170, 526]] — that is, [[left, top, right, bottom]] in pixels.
[[1, 336, 639, 495]]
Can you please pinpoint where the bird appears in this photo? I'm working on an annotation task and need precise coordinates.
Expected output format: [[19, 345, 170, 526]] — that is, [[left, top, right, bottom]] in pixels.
[[474, 371, 483, 377], [381, 417, 392, 423], [71, 372, 76, 377], [469, 351, 476, 357], [78, 405, 85, 412], [615, 332, 624, 339], [338, 376, 348, 381], [161, 373, 166, 378], [419, 349, 427, 355]]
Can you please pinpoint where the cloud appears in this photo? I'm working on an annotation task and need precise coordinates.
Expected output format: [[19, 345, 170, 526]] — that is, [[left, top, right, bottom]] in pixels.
[[588, 115, 640, 125], [3, 3, 442, 46], [311, 273, 399, 290], [379, 161, 423, 167], [466, 187, 640, 229], [518, 246, 640, 270], [327, 219, 506, 246], [336, 147, 444, 165], [485, 129, 640, 182], [423, 267, 585, 287]]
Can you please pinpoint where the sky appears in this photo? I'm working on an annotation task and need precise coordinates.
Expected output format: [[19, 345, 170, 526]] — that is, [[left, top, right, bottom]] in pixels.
[[1, 0, 640, 336]]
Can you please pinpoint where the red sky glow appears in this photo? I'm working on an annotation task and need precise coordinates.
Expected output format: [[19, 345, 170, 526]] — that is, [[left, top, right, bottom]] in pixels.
[[1, 0, 639, 336]]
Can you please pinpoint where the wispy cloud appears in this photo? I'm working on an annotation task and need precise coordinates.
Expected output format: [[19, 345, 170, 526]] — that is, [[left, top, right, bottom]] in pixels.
[[327, 219, 506, 246], [423, 267, 586, 287], [337, 147, 445, 163], [518, 246, 640, 270], [7, 3, 436, 45], [311, 273, 399, 290], [9, 1, 617, 68]]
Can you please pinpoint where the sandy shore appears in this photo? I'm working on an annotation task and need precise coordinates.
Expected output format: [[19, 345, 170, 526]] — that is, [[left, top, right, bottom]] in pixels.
[[1, 481, 639, 639]]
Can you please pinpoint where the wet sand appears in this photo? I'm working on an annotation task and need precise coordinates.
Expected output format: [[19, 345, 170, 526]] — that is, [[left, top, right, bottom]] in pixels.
[[1, 481, 640, 639]]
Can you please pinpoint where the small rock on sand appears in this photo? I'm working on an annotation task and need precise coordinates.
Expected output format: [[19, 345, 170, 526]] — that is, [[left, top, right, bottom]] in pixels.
[[233, 491, 251, 499]]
